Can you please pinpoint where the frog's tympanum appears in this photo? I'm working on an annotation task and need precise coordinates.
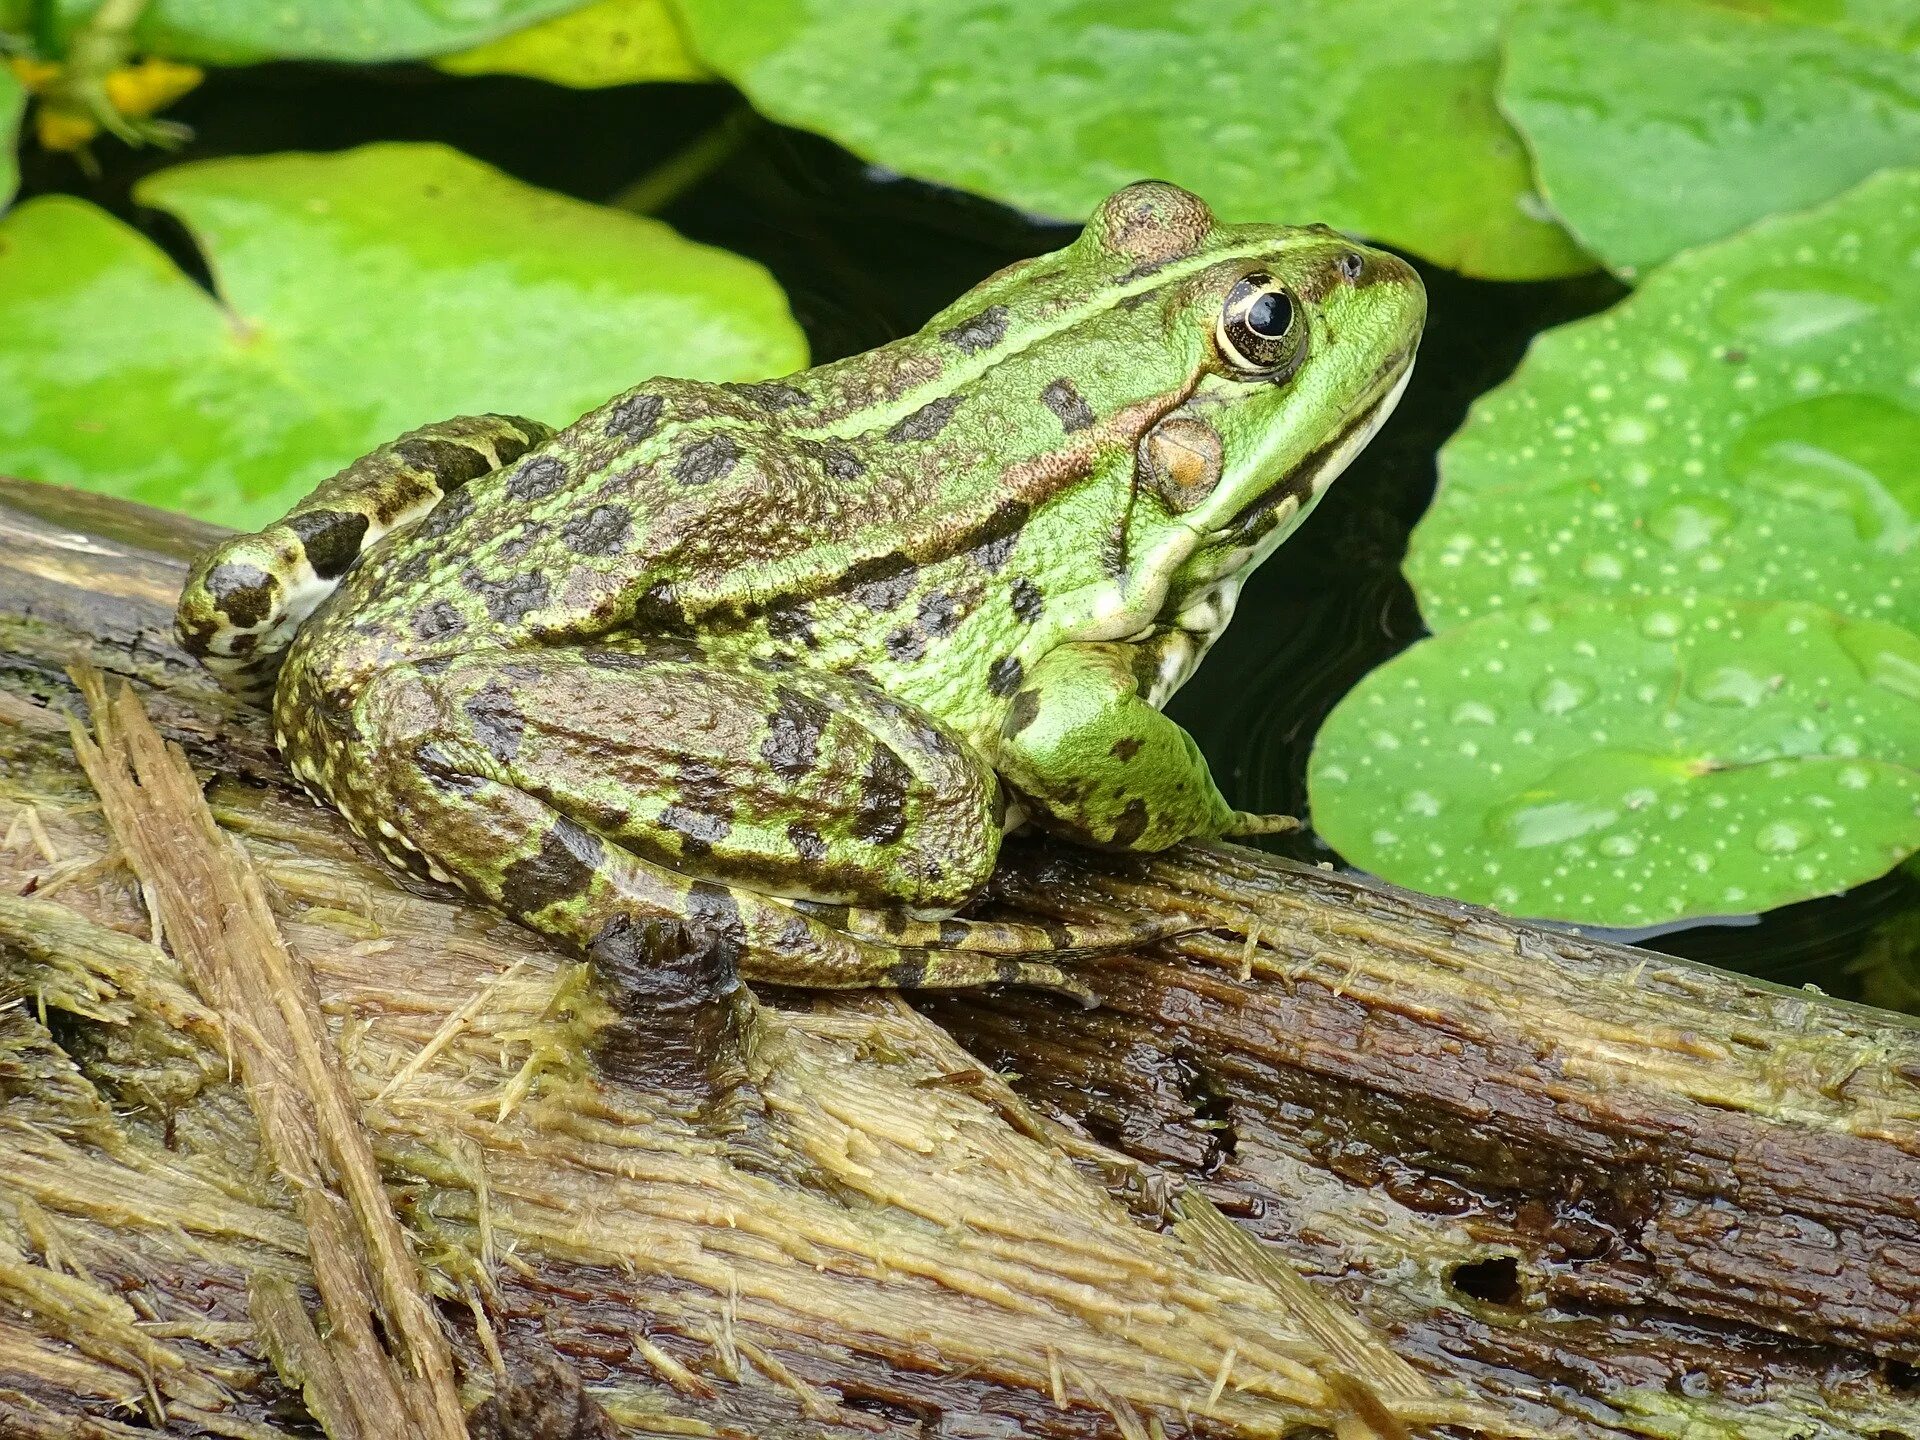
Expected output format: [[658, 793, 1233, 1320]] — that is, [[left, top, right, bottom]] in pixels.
[[178, 182, 1425, 994]]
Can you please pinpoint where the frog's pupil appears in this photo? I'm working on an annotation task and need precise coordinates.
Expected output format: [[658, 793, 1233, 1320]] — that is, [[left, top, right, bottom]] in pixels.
[[1246, 290, 1293, 339]]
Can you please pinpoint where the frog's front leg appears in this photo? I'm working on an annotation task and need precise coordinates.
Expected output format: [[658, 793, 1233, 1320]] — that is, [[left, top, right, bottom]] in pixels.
[[313, 640, 1093, 994], [995, 638, 1293, 851]]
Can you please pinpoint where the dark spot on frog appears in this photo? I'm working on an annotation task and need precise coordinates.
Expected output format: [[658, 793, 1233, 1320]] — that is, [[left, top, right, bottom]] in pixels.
[[286, 508, 370, 580], [506, 455, 568, 503], [818, 442, 864, 481], [499, 818, 605, 918], [1722, 347, 1747, 364], [939, 304, 1009, 355], [561, 503, 632, 556], [854, 747, 912, 846], [415, 486, 477, 542], [226, 631, 259, 656], [392, 436, 497, 488], [918, 590, 964, 638], [207, 562, 275, 628], [1032, 918, 1075, 949], [766, 604, 816, 646], [469, 570, 550, 626], [763, 686, 832, 779], [605, 392, 663, 441], [1041, 378, 1096, 433], [684, 881, 747, 971], [1109, 800, 1151, 847], [1004, 689, 1042, 735], [728, 380, 808, 411], [672, 433, 739, 486], [889, 950, 930, 987], [885, 394, 962, 444], [463, 679, 525, 764], [844, 553, 918, 611], [987, 656, 1023, 697], [661, 803, 731, 857], [1110, 736, 1143, 761], [1117, 258, 1172, 285], [885, 627, 928, 663], [786, 821, 826, 862], [1009, 577, 1044, 624], [971, 530, 1017, 574], [412, 599, 467, 640]]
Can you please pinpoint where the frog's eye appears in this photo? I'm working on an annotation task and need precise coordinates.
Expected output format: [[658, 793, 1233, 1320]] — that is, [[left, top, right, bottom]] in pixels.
[[1216, 272, 1303, 376]]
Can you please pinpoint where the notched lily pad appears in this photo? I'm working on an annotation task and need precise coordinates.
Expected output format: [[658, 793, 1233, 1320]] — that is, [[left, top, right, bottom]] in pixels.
[[0, 142, 805, 529], [1501, 0, 1920, 276], [1309, 598, 1920, 926], [435, 0, 706, 87], [674, 0, 1590, 280], [1409, 168, 1920, 637]]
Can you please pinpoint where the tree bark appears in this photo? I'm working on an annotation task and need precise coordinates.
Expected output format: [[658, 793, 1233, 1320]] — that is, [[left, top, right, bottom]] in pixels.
[[1, 475, 1916, 1440]]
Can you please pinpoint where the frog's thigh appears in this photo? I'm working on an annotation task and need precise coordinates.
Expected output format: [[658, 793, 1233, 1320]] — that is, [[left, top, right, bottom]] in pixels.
[[342, 645, 1074, 990], [996, 639, 1238, 851]]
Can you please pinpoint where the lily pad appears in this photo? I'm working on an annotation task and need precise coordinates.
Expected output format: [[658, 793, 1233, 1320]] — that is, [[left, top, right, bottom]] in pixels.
[[1501, 0, 1920, 277], [0, 64, 21, 210], [1408, 168, 1920, 638], [50, 0, 586, 64], [674, 0, 1591, 280], [0, 142, 804, 529], [436, 0, 706, 86], [1308, 598, 1920, 926]]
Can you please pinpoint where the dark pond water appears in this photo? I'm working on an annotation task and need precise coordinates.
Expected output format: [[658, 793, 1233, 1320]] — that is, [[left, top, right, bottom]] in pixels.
[[20, 66, 1918, 1004]]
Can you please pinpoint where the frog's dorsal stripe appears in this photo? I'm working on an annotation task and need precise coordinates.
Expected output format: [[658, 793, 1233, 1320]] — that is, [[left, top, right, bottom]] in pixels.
[[799, 231, 1284, 444], [175, 415, 552, 698]]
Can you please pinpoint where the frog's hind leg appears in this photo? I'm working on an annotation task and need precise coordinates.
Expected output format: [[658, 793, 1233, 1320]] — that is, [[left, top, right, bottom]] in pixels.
[[176, 414, 553, 700], [330, 643, 1096, 997]]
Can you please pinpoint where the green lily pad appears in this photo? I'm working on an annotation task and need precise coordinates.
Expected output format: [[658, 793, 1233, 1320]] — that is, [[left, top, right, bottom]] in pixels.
[[1501, 0, 1920, 277], [674, 0, 1590, 280], [436, 0, 706, 86], [0, 142, 804, 529], [1408, 168, 1920, 638], [51, 0, 586, 64], [1309, 598, 1920, 926], [0, 64, 21, 210]]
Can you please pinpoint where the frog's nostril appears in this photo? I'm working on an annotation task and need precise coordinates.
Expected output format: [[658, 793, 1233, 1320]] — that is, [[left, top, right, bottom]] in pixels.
[[1337, 251, 1365, 283]]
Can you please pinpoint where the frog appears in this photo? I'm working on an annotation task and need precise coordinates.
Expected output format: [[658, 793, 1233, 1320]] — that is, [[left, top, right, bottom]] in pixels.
[[176, 181, 1425, 998]]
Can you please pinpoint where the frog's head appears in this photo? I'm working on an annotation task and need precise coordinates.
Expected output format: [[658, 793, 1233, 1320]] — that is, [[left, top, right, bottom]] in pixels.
[[1076, 183, 1426, 622]]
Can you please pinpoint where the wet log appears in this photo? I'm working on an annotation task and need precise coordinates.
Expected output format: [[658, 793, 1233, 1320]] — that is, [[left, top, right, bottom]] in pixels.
[[1, 474, 1916, 1440]]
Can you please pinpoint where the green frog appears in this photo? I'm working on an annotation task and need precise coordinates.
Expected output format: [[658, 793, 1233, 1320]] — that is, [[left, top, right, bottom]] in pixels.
[[176, 182, 1424, 996]]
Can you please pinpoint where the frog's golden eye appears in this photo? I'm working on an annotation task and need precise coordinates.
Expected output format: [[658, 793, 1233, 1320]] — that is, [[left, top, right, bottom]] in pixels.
[[1216, 272, 1303, 376]]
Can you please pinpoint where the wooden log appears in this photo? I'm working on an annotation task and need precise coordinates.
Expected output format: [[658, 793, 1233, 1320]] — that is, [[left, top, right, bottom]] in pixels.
[[0, 474, 1916, 1439]]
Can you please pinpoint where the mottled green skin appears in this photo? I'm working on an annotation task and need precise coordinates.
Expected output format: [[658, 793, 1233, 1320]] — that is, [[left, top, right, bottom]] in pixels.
[[177, 183, 1425, 992]]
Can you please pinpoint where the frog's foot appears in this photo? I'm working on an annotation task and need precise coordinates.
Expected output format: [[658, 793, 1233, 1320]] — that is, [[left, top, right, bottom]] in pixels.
[[327, 643, 1093, 997], [804, 906, 1196, 961], [1224, 811, 1303, 837], [176, 414, 552, 700]]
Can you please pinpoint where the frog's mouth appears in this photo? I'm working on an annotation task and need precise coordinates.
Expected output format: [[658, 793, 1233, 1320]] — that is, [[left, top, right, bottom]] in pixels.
[[1183, 346, 1416, 591]]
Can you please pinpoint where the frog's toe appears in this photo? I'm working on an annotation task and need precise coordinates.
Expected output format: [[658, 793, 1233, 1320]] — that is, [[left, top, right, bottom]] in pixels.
[[810, 906, 1195, 961]]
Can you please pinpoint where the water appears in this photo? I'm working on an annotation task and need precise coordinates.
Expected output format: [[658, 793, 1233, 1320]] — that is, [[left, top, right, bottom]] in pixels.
[[17, 63, 1917, 1002]]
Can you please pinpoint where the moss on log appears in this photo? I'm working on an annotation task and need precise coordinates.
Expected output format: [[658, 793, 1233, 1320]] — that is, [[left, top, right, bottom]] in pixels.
[[1, 476, 1917, 1439]]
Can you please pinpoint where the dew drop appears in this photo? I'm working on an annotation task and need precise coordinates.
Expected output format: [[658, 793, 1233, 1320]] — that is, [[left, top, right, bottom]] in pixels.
[[1599, 834, 1639, 859], [1754, 820, 1808, 855], [1647, 496, 1734, 553], [1640, 608, 1684, 639], [1534, 675, 1594, 716]]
